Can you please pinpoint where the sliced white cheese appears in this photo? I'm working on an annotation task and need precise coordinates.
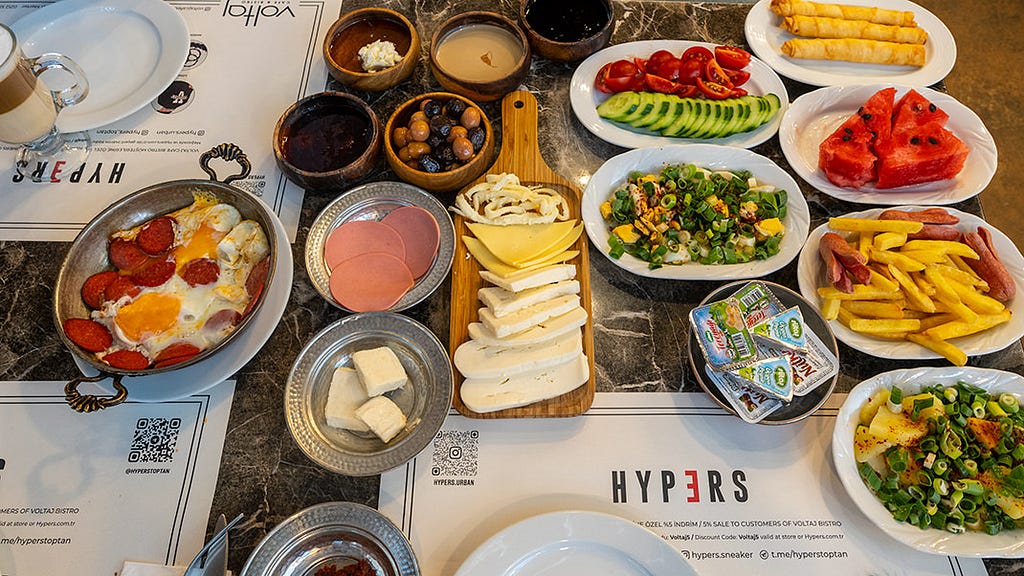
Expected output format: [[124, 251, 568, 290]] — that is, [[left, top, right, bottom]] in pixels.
[[467, 220, 577, 266], [479, 294, 580, 338], [460, 353, 589, 413], [479, 279, 580, 318], [463, 235, 577, 278], [324, 367, 370, 432], [468, 306, 587, 347], [454, 329, 583, 379], [351, 346, 408, 397], [480, 264, 576, 293], [355, 395, 407, 443]]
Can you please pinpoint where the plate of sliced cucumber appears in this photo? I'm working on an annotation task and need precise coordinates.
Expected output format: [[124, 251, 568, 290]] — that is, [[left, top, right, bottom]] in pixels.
[[570, 40, 789, 150]]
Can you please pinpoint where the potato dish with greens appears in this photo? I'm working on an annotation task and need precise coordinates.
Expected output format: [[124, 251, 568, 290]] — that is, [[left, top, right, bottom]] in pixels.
[[599, 163, 788, 269], [855, 381, 1024, 535]]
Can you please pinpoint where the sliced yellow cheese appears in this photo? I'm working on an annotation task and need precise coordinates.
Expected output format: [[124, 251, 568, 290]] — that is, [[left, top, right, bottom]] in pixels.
[[463, 235, 577, 278], [467, 220, 578, 266], [513, 222, 584, 268]]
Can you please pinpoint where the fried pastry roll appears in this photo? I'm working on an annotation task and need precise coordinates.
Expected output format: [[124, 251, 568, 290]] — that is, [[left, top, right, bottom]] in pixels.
[[782, 15, 928, 44], [770, 0, 917, 27], [781, 38, 925, 66]]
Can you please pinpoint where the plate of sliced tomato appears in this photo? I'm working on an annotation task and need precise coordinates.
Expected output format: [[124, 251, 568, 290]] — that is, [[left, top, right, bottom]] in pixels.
[[570, 40, 788, 149]]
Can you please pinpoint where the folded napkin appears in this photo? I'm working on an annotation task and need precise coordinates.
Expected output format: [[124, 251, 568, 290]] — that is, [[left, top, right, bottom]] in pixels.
[[119, 561, 186, 576]]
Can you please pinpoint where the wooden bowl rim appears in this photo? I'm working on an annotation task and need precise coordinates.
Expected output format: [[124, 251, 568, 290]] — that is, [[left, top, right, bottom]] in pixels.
[[518, 0, 614, 47], [273, 91, 381, 178], [428, 11, 531, 89], [384, 91, 494, 181], [323, 7, 419, 78]]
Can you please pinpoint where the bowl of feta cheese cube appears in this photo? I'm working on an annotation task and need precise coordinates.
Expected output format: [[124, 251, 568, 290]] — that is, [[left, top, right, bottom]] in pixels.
[[285, 312, 452, 476]]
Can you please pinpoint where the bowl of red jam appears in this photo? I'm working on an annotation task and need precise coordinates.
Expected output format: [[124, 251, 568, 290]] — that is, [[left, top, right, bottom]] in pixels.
[[273, 91, 382, 192]]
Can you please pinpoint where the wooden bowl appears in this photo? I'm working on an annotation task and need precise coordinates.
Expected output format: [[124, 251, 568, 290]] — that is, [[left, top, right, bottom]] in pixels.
[[519, 0, 614, 62], [323, 8, 420, 92], [428, 12, 530, 102], [384, 92, 495, 193], [273, 92, 382, 192]]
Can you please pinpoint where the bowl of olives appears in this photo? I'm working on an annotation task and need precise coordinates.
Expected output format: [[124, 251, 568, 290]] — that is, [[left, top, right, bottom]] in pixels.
[[384, 92, 495, 193]]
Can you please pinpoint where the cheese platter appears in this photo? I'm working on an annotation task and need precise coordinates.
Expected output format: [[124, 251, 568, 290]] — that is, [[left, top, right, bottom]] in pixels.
[[448, 90, 596, 419]]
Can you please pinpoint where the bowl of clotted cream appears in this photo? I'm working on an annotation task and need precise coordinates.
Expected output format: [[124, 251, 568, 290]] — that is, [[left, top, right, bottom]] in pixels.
[[323, 8, 420, 92]]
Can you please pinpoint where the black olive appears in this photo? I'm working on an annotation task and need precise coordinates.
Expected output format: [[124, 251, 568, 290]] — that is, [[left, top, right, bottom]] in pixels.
[[426, 133, 446, 151], [467, 126, 486, 151], [429, 115, 454, 138], [928, 136, 939, 145], [436, 143, 457, 165], [910, 137, 920, 145], [422, 99, 443, 118], [444, 98, 466, 119], [418, 154, 442, 173]]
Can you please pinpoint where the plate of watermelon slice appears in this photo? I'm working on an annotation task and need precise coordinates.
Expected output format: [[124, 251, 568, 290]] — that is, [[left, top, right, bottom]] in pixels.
[[779, 84, 997, 206]]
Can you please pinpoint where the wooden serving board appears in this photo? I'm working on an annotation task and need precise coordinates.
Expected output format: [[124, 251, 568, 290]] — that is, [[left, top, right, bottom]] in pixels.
[[448, 90, 596, 418]]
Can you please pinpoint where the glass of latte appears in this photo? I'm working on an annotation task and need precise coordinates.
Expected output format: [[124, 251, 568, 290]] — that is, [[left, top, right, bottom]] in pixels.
[[0, 23, 89, 180]]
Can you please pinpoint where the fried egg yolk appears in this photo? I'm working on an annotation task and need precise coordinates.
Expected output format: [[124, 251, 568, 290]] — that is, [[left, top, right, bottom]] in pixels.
[[114, 292, 181, 344]]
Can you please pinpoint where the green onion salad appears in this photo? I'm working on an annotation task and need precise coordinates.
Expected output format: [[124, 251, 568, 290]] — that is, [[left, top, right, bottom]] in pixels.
[[600, 163, 788, 269], [857, 381, 1024, 535]]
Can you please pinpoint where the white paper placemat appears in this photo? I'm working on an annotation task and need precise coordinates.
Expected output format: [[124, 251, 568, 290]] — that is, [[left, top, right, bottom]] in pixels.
[[0, 0, 343, 241], [0, 380, 234, 575], [379, 392, 986, 576]]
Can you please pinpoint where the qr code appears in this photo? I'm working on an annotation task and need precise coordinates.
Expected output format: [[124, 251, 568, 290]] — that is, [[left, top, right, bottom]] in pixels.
[[431, 430, 478, 477], [128, 418, 181, 463]]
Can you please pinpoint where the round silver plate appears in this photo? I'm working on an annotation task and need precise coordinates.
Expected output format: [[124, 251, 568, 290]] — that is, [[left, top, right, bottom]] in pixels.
[[285, 312, 453, 476], [240, 502, 419, 576], [305, 181, 455, 312], [688, 280, 839, 425]]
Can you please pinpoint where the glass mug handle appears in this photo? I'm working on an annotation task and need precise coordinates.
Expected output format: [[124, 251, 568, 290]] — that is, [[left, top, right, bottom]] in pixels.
[[28, 53, 89, 112]]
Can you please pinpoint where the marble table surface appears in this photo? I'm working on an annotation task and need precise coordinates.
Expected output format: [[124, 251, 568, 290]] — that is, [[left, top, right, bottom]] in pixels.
[[2, 0, 1021, 573]]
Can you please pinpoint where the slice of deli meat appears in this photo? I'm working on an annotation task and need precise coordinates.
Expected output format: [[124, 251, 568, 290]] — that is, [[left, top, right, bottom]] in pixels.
[[460, 353, 589, 413], [381, 206, 440, 279], [324, 221, 406, 271], [329, 252, 414, 312]]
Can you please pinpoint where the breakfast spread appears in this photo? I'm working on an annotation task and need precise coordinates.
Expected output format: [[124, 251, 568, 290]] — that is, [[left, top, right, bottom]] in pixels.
[[62, 193, 271, 371], [599, 163, 789, 269], [819, 87, 969, 189], [854, 380, 1024, 533], [772, 0, 928, 67], [325, 345, 409, 443], [815, 209, 1014, 366], [323, 206, 440, 311]]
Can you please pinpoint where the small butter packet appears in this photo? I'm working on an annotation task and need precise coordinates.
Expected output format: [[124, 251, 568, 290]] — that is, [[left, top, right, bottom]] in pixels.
[[730, 355, 794, 401], [704, 365, 783, 423], [752, 306, 807, 351], [758, 328, 839, 397], [730, 281, 784, 329], [689, 297, 757, 371]]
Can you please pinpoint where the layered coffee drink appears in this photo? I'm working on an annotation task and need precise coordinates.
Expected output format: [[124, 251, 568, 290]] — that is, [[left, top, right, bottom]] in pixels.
[[0, 26, 57, 145]]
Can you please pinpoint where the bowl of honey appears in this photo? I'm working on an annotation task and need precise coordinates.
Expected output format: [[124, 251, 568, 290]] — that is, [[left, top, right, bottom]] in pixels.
[[323, 8, 420, 92], [273, 92, 382, 192], [519, 0, 614, 62]]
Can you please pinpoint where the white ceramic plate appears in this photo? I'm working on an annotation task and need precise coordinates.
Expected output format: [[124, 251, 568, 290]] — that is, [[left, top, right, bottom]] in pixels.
[[74, 207, 293, 402], [797, 206, 1024, 359], [582, 144, 810, 280], [833, 366, 1024, 557], [569, 40, 789, 149], [454, 510, 698, 575], [744, 0, 956, 87], [779, 84, 997, 206], [12, 0, 189, 132]]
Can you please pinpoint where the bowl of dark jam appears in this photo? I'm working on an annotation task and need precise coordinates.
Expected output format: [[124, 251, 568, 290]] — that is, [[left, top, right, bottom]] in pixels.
[[274, 92, 382, 192], [519, 0, 614, 62]]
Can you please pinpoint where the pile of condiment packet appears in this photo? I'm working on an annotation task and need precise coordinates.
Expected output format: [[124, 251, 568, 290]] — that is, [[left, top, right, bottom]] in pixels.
[[689, 281, 839, 423]]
